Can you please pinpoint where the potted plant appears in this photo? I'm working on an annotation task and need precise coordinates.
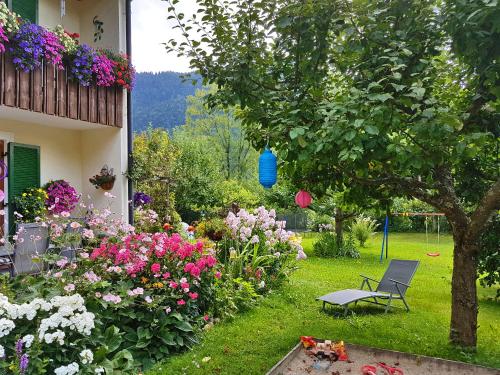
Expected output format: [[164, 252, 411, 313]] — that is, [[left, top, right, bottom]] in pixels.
[[89, 165, 116, 190]]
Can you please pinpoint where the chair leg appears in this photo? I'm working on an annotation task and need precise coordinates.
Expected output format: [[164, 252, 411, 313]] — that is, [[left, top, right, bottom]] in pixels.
[[343, 304, 349, 317], [401, 296, 410, 312], [384, 295, 393, 313]]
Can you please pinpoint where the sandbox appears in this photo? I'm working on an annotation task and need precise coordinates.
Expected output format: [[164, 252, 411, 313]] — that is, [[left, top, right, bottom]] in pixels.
[[267, 340, 500, 375]]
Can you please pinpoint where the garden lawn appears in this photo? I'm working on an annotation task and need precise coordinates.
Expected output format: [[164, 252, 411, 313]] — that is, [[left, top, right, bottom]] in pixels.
[[148, 233, 500, 375]]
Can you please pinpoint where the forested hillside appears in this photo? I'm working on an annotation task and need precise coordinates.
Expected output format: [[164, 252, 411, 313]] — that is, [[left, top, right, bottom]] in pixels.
[[132, 71, 201, 132]]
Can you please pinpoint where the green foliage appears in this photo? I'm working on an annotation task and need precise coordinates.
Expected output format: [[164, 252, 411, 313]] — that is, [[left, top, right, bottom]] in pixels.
[[196, 218, 228, 241], [132, 127, 180, 223], [177, 87, 259, 181], [307, 211, 333, 232], [12, 187, 48, 223], [216, 180, 263, 211], [210, 278, 260, 321], [350, 215, 378, 247], [172, 135, 222, 222], [313, 232, 359, 259], [478, 215, 500, 299]]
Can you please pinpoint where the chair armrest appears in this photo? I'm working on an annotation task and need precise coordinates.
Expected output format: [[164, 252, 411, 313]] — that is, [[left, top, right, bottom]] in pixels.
[[389, 278, 410, 288], [360, 274, 380, 284]]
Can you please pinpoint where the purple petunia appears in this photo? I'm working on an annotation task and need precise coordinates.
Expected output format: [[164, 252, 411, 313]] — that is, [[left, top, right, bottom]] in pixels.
[[69, 44, 95, 86], [10, 24, 45, 71], [133, 192, 152, 207], [8, 23, 64, 71]]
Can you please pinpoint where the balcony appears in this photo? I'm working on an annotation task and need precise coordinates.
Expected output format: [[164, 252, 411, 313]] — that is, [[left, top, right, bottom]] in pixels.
[[0, 53, 124, 128]]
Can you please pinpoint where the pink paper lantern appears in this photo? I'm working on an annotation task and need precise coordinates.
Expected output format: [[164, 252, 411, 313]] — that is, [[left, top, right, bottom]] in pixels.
[[295, 190, 312, 208]]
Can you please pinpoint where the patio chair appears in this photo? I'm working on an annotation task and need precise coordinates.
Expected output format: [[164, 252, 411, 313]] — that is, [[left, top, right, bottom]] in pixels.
[[317, 259, 419, 316]]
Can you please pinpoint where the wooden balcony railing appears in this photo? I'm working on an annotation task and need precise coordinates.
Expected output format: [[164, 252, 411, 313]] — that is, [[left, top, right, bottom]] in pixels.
[[0, 53, 123, 128]]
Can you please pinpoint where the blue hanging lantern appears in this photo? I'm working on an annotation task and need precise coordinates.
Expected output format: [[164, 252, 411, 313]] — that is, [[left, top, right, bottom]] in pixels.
[[259, 147, 277, 189]]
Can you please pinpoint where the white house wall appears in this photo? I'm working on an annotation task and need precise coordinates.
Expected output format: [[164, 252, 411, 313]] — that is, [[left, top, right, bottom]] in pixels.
[[0, 118, 83, 191], [81, 127, 128, 220], [0, 118, 128, 220], [38, 0, 125, 53]]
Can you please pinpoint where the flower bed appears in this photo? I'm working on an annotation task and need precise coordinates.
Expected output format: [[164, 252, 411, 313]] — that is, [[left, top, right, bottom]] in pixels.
[[0, 2, 135, 90], [2, 185, 305, 372]]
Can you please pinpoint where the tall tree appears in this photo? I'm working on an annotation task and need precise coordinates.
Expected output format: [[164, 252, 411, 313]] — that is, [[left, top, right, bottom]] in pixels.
[[165, 0, 500, 347], [176, 87, 258, 180]]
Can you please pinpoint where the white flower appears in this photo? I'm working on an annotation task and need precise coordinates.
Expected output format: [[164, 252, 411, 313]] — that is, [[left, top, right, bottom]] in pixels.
[[94, 367, 105, 374], [80, 349, 94, 364], [22, 334, 35, 348], [54, 362, 79, 375], [0, 344, 4, 358], [0, 318, 15, 338], [259, 281, 266, 289]]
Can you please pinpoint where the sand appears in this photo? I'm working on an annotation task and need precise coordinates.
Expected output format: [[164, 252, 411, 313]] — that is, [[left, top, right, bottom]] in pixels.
[[267, 342, 500, 375]]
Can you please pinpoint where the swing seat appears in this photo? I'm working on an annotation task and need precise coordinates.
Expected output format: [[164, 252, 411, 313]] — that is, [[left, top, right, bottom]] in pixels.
[[317, 259, 419, 316]]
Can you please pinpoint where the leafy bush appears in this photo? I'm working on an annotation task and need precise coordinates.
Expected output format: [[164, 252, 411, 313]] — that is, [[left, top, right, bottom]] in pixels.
[[210, 277, 259, 321], [12, 187, 48, 223], [479, 215, 499, 299], [313, 232, 360, 258], [307, 211, 333, 232], [350, 215, 378, 247]]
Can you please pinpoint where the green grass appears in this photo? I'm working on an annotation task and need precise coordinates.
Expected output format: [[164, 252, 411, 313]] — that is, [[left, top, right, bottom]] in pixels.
[[148, 233, 500, 375]]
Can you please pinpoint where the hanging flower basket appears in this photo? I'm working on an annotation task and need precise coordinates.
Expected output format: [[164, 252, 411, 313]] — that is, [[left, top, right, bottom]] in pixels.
[[89, 165, 116, 190]]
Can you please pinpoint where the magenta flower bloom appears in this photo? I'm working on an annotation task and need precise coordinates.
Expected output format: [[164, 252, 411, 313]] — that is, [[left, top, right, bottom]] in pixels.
[[45, 180, 80, 214], [42, 29, 64, 69], [92, 53, 115, 86], [0, 25, 8, 53]]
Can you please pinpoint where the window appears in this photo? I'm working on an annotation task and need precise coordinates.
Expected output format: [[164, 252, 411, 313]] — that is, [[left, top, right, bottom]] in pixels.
[[9, 0, 38, 23]]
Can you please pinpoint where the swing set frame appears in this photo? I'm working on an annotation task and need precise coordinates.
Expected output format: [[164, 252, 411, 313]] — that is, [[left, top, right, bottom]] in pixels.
[[379, 212, 445, 262]]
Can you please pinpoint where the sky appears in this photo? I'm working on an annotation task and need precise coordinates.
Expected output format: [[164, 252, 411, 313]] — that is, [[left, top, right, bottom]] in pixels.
[[131, 0, 197, 73]]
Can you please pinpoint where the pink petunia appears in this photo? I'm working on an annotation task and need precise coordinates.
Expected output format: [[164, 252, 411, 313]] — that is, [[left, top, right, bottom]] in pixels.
[[177, 299, 186, 306]]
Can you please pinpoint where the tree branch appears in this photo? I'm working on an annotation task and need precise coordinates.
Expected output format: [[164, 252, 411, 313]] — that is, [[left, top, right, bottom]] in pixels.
[[467, 178, 500, 241]]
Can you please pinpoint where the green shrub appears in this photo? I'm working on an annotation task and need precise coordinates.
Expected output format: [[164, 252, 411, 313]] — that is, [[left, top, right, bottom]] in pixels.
[[307, 211, 333, 232], [350, 215, 378, 247], [210, 277, 260, 320], [313, 232, 360, 258]]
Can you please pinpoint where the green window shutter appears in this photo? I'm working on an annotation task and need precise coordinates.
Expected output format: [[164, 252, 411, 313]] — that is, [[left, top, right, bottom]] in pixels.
[[8, 143, 40, 234], [12, 0, 38, 23]]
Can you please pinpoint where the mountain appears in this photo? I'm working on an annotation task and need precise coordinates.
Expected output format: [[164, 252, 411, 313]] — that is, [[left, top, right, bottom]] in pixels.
[[132, 72, 202, 132]]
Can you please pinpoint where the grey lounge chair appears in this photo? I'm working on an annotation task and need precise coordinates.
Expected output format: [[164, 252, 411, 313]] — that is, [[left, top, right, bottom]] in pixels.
[[317, 259, 419, 316]]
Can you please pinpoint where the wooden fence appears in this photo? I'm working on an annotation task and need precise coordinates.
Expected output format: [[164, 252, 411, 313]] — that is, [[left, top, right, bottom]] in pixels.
[[0, 53, 123, 128]]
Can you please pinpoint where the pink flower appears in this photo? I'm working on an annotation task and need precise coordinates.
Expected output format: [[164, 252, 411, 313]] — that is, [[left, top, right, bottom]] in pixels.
[[215, 271, 222, 279], [169, 281, 178, 289], [177, 299, 186, 306], [103, 293, 122, 304], [189, 266, 201, 278], [151, 263, 161, 273], [64, 283, 75, 292], [180, 282, 190, 290], [188, 292, 198, 300], [162, 272, 171, 279], [203, 315, 209, 322]]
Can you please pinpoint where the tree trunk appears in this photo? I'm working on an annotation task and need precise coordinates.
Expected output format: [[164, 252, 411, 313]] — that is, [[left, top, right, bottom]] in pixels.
[[335, 207, 343, 248], [449, 230, 479, 347]]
